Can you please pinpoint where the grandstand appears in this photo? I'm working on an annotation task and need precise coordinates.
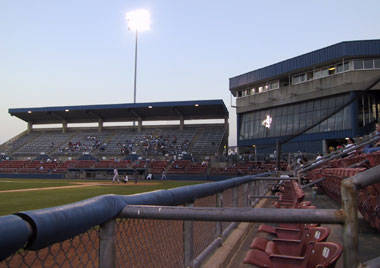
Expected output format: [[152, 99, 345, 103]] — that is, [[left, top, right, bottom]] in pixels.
[[0, 99, 246, 178], [3, 100, 228, 160]]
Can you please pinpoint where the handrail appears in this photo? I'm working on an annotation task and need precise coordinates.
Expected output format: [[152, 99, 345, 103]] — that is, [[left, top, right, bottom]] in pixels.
[[119, 206, 344, 224], [348, 164, 380, 190], [297, 135, 380, 173]]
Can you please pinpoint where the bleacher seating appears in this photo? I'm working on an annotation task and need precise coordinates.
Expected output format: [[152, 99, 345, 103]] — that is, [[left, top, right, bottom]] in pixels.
[[0, 160, 69, 174], [244, 179, 343, 268], [211, 161, 287, 176], [15, 131, 71, 156], [167, 160, 207, 175], [305, 150, 380, 233], [191, 126, 225, 155], [149, 160, 170, 174], [2, 125, 226, 159]]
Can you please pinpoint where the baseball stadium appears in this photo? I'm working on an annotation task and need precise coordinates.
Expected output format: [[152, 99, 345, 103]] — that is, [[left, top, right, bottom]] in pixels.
[[1, 39, 380, 268], [2, 1, 380, 266]]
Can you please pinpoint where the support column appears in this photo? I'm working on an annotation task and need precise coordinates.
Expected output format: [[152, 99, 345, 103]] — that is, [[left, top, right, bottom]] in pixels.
[[180, 116, 184, 130], [224, 117, 229, 157], [341, 180, 359, 268], [98, 119, 103, 132], [322, 139, 327, 155], [27, 122, 33, 133], [62, 120, 67, 133], [138, 119, 142, 132]]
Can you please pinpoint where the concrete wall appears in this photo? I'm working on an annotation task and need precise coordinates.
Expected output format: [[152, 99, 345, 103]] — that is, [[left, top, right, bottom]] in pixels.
[[236, 70, 380, 114]]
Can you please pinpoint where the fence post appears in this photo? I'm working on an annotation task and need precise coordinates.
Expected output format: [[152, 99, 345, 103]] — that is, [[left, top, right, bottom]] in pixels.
[[253, 180, 259, 205], [99, 218, 116, 268], [184, 203, 194, 268], [257, 179, 263, 196], [233, 187, 238, 207], [249, 181, 255, 206], [243, 183, 249, 207], [216, 193, 223, 237], [341, 179, 359, 268]]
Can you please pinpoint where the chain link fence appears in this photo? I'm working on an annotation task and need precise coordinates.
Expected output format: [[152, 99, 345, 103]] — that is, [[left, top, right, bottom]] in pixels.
[[0, 177, 272, 268], [115, 219, 183, 268], [1, 228, 99, 268]]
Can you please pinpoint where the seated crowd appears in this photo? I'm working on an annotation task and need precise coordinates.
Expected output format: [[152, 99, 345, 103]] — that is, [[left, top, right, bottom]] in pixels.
[[117, 132, 191, 157]]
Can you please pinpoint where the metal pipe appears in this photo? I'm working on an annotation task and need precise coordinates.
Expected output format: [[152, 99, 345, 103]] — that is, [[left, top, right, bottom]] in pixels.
[[243, 184, 248, 207], [301, 177, 326, 189], [347, 159, 368, 168], [99, 218, 116, 268], [341, 179, 359, 268], [133, 30, 138, 104], [255, 176, 297, 180], [299, 136, 380, 173], [250, 195, 279, 199], [222, 222, 238, 240], [183, 203, 194, 268], [192, 238, 222, 268], [119, 206, 345, 224], [350, 165, 380, 190], [216, 193, 223, 238], [276, 140, 281, 171], [233, 187, 238, 208], [248, 181, 254, 207]]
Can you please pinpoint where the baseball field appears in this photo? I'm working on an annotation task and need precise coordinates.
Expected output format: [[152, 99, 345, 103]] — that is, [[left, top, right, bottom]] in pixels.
[[0, 178, 202, 216]]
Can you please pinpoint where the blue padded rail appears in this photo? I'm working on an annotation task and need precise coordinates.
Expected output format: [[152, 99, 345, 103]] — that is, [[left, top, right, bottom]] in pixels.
[[0, 172, 272, 258], [0, 215, 31, 260]]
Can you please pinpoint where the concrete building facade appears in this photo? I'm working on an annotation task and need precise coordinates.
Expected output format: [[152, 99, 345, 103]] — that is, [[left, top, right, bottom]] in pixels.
[[229, 40, 380, 155]]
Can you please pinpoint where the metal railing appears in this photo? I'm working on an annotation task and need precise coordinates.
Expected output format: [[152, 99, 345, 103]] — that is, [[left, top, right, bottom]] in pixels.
[[0, 173, 273, 268], [297, 135, 380, 174], [118, 166, 380, 268]]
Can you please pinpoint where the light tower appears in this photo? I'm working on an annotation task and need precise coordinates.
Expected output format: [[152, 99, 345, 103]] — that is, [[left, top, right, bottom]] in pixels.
[[126, 9, 151, 104]]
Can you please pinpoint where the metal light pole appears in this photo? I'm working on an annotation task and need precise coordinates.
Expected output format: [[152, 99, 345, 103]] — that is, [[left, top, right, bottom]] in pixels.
[[133, 30, 138, 104], [126, 9, 151, 105]]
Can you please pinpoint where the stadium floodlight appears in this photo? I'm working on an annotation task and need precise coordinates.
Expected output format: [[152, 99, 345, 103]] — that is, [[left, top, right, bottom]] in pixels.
[[126, 9, 151, 105], [126, 9, 151, 32]]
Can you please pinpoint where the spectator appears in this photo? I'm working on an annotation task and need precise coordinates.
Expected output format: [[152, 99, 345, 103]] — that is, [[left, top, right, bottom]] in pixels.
[[343, 138, 356, 155], [363, 122, 380, 153]]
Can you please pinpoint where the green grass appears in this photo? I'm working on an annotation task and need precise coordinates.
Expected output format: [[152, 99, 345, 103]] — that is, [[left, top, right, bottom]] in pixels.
[[0, 179, 202, 216], [0, 178, 72, 191]]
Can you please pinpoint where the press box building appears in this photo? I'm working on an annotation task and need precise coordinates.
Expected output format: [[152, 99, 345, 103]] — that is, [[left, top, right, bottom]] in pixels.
[[229, 40, 380, 154]]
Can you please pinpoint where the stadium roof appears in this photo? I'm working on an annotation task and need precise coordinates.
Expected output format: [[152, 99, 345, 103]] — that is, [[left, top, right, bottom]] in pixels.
[[229, 39, 380, 95], [9, 100, 228, 124]]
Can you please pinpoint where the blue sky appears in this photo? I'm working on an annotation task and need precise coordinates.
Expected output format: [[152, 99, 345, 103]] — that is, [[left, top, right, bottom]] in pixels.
[[1, 0, 379, 145]]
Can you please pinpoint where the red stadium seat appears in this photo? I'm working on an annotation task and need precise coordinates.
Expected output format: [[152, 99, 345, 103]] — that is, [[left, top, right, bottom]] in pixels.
[[250, 226, 330, 254], [244, 241, 342, 268]]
